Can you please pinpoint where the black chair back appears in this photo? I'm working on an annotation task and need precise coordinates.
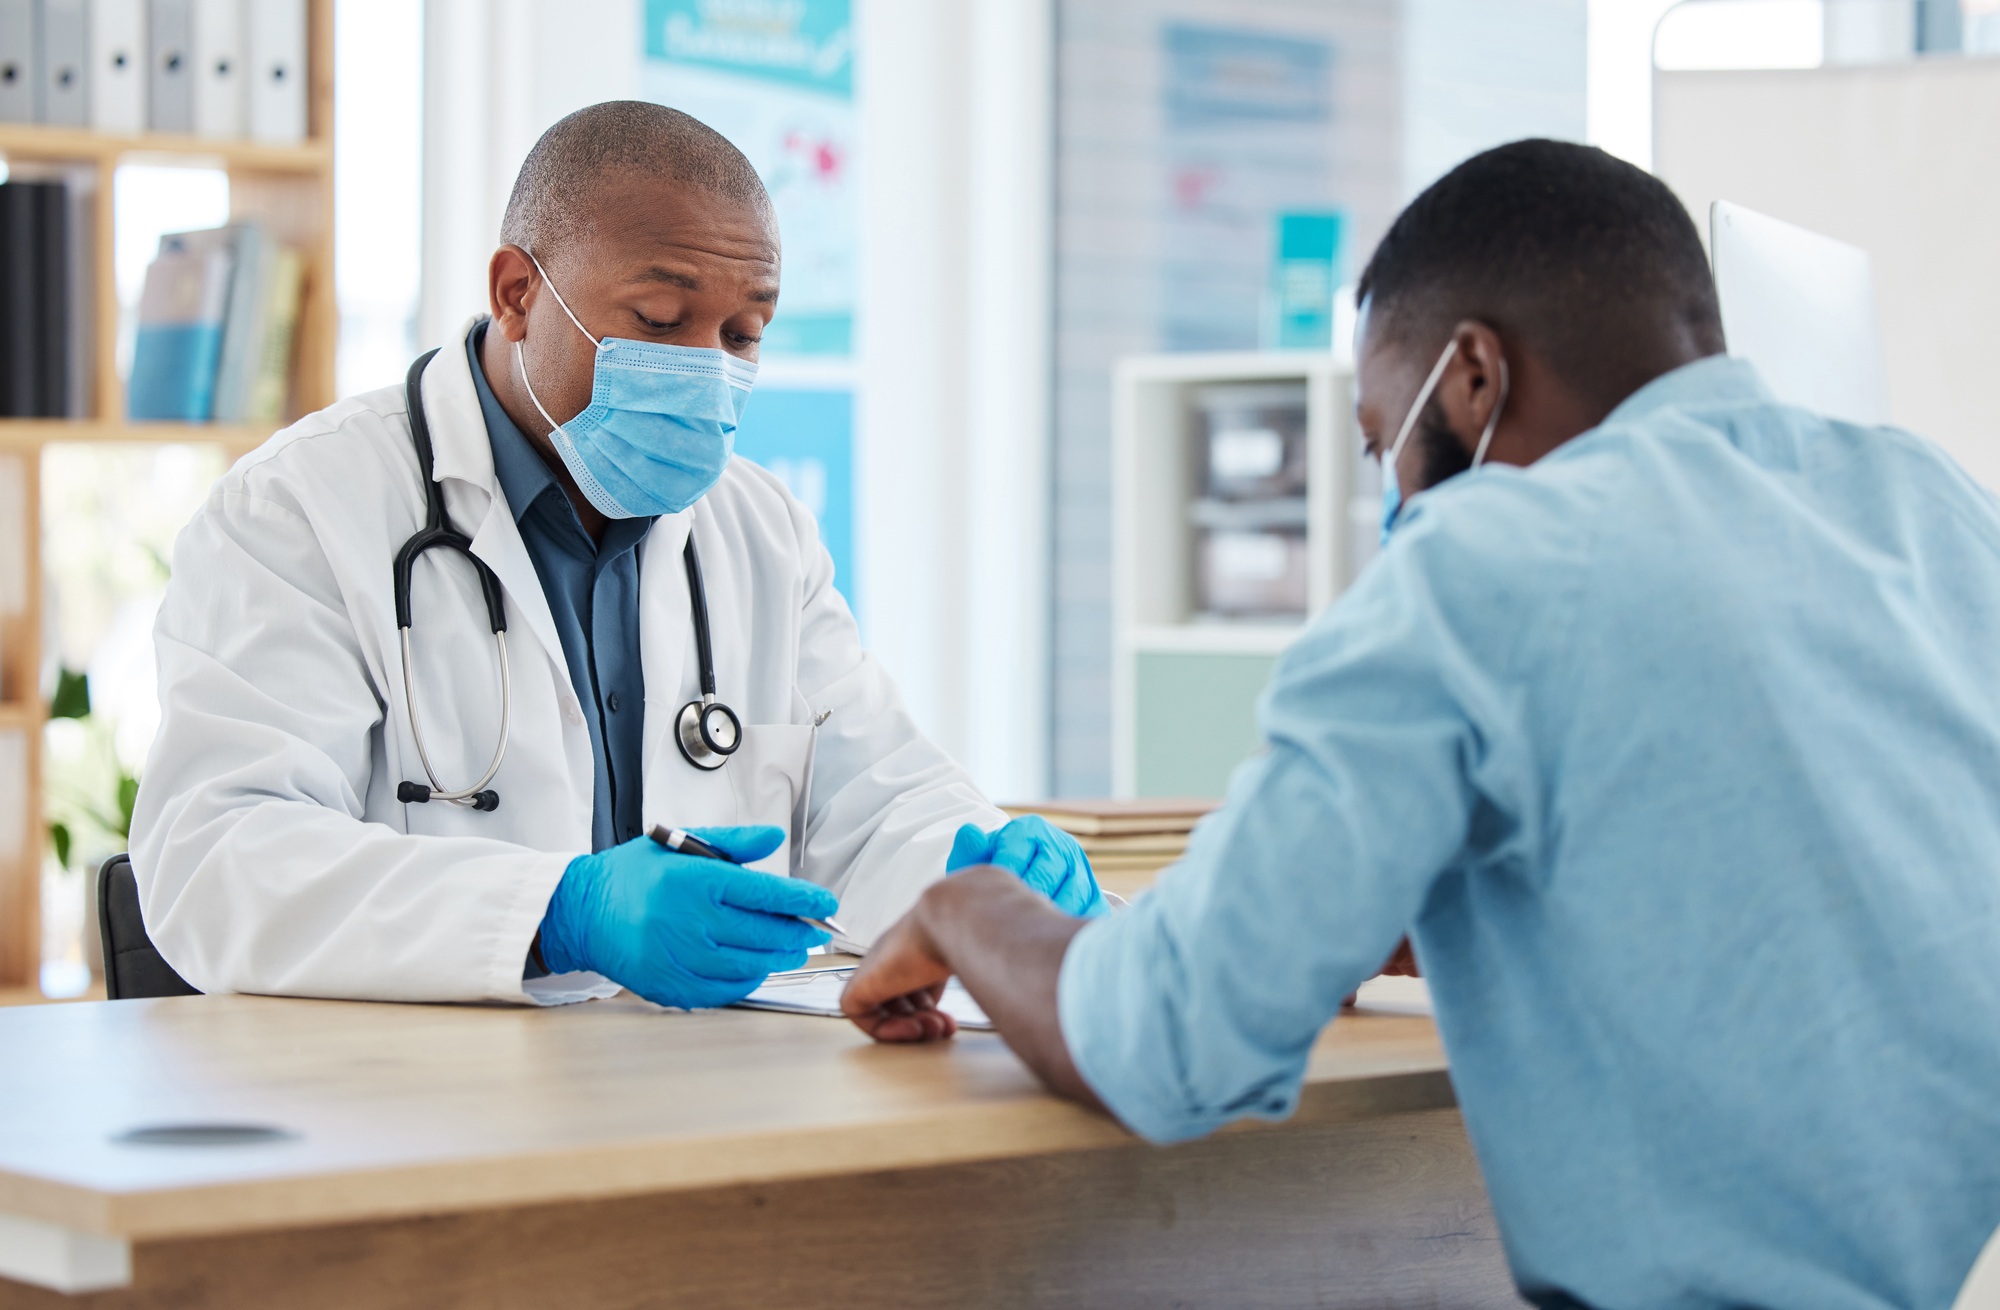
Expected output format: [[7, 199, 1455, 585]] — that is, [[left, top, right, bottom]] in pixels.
[[97, 854, 200, 1000]]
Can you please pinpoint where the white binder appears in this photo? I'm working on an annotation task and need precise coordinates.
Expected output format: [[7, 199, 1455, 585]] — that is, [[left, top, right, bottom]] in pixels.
[[245, 0, 300, 143], [189, 0, 238, 138], [38, 0, 87, 126], [0, 0, 36, 122], [145, 0, 188, 132], [87, 0, 142, 132]]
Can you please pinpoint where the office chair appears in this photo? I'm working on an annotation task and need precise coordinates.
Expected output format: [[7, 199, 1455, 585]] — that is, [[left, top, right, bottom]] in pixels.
[[96, 854, 200, 1000]]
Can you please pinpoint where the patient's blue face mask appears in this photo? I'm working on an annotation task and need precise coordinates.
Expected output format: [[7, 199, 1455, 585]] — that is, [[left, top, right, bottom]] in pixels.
[[514, 251, 758, 519], [1378, 339, 1508, 546]]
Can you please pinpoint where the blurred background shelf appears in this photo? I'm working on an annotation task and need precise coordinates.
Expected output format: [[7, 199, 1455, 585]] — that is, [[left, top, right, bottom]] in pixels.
[[1112, 351, 1370, 800], [0, 0, 335, 990], [0, 123, 329, 173], [0, 419, 277, 453]]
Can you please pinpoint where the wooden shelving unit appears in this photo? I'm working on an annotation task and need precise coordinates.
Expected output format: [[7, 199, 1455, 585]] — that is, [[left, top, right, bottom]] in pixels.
[[0, 0, 335, 989], [0, 419, 277, 455]]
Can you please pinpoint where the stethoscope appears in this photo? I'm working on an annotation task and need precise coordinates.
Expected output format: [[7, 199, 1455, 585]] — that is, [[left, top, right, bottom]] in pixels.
[[392, 349, 743, 812]]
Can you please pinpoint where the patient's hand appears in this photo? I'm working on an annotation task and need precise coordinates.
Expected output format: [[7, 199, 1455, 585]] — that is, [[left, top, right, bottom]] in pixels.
[[841, 908, 958, 1043], [841, 869, 1108, 1113]]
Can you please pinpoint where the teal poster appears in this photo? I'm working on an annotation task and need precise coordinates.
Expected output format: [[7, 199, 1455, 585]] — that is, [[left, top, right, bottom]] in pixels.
[[733, 388, 855, 608], [641, 0, 856, 357], [642, 1, 859, 615]]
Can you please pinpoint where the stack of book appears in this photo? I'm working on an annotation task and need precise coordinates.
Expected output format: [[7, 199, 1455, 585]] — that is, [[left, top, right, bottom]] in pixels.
[[0, 0, 308, 144], [0, 176, 81, 417], [128, 221, 301, 422], [1001, 798, 1220, 879]]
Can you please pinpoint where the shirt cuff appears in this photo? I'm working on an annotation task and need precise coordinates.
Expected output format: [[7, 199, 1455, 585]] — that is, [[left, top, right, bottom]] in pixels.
[[523, 971, 623, 1006]]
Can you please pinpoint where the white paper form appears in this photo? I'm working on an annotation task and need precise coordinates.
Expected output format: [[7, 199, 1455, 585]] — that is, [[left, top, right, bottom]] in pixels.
[[734, 967, 994, 1031]]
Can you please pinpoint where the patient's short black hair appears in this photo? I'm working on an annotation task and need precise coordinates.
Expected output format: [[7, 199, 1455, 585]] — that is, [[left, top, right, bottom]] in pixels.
[[1356, 139, 1724, 412], [499, 101, 772, 257]]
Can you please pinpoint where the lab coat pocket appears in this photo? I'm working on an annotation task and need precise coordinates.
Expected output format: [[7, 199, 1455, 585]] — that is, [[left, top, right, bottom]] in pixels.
[[726, 724, 815, 876], [642, 723, 814, 877]]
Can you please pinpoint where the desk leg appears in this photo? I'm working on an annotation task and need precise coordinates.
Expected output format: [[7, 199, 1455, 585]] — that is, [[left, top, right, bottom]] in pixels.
[[0, 1107, 1525, 1309]]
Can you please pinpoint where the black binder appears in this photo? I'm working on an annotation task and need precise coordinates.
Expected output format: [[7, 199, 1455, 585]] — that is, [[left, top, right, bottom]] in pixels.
[[0, 178, 73, 417]]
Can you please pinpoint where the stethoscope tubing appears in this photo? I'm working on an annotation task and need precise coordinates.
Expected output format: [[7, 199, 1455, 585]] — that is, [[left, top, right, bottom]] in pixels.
[[400, 625, 511, 805], [394, 345, 741, 809]]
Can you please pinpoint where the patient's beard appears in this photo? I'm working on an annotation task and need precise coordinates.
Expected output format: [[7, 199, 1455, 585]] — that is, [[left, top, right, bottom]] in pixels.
[[1414, 402, 1473, 492]]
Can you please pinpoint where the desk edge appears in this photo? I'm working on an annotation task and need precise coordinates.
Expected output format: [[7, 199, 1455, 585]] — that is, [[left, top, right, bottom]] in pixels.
[[0, 1068, 1455, 1242]]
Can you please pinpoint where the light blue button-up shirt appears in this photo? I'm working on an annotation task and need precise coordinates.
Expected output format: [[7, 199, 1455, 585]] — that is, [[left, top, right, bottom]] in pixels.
[[1060, 357, 2000, 1309]]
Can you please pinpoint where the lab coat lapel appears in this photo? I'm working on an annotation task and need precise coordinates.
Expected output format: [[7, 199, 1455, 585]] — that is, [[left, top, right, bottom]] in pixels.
[[417, 321, 569, 686]]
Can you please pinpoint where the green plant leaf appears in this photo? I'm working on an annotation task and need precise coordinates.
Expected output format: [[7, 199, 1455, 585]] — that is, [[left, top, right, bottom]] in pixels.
[[116, 775, 139, 839], [48, 668, 90, 720], [49, 822, 71, 870]]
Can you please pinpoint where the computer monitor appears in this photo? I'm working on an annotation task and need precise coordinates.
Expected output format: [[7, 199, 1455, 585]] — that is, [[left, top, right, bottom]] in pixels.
[[1709, 200, 1890, 426]]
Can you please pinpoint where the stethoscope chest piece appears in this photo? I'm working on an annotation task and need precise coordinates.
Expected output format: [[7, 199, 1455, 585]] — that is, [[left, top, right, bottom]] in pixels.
[[676, 695, 741, 770], [673, 534, 741, 771]]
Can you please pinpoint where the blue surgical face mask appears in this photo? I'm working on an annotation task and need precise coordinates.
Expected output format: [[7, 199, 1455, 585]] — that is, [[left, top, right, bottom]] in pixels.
[[514, 251, 758, 519], [1377, 338, 1508, 546]]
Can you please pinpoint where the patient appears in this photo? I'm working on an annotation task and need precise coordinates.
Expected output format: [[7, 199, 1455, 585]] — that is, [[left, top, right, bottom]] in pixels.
[[843, 140, 2000, 1310]]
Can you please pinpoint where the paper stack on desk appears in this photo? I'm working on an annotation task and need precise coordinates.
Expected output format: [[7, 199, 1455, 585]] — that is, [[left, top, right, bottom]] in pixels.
[[735, 967, 994, 1031], [1001, 798, 1218, 875]]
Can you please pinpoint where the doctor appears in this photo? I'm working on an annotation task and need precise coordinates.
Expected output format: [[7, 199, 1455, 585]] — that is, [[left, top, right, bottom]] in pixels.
[[132, 100, 1101, 1007]]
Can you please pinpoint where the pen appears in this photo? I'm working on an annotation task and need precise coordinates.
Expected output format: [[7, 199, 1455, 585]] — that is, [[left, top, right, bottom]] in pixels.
[[648, 825, 848, 938]]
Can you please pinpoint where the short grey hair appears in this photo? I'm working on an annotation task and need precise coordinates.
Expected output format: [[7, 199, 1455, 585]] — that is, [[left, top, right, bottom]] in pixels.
[[498, 101, 773, 257]]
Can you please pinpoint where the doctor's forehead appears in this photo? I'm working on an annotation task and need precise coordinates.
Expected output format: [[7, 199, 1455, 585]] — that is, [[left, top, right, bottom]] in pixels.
[[592, 180, 781, 281], [499, 101, 779, 276]]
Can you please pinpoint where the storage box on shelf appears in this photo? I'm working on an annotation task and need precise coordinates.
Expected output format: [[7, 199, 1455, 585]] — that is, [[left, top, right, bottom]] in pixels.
[[0, 0, 334, 989], [1112, 351, 1373, 800]]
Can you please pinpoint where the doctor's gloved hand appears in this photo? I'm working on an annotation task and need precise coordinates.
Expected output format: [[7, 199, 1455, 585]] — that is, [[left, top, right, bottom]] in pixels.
[[537, 825, 838, 1010], [948, 816, 1107, 918]]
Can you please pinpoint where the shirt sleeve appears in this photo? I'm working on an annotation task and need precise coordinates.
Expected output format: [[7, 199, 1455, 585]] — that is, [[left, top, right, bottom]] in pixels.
[[1057, 480, 1577, 1143]]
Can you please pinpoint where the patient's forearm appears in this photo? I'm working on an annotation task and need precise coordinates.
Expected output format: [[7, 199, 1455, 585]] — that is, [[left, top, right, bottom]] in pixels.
[[919, 868, 1104, 1111], [843, 867, 1105, 1112]]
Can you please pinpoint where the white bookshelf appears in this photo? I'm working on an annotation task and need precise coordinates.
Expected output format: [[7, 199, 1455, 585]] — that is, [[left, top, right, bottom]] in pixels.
[[1111, 351, 1372, 798]]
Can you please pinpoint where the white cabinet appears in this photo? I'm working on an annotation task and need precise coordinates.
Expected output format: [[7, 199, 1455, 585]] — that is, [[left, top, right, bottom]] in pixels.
[[1111, 351, 1373, 797]]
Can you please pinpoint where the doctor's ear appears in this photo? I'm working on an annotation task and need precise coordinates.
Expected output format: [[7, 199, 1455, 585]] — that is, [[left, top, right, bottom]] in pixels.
[[487, 245, 539, 343]]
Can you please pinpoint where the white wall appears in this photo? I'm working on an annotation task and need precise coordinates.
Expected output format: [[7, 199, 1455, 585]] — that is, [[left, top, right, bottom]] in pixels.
[[1587, 0, 1681, 167], [419, 0, 638, 350], [416, 0, 1053, 800], [1403, 0, 1589, 195], [854, 0, 1053, 801], [1654, 58, 2000, 485]]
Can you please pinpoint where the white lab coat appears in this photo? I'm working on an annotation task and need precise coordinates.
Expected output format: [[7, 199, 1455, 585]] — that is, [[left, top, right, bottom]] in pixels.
[[130, 323, 1004, 1004]]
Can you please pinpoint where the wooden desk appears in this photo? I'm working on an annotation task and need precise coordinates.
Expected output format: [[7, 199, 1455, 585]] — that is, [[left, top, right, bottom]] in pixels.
[[0, 982, 1523, 1309]]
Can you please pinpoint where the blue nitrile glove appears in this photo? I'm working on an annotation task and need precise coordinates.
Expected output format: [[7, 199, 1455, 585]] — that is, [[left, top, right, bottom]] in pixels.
[[538, 825, 839, 1009], [948, 815, 1108, 917]]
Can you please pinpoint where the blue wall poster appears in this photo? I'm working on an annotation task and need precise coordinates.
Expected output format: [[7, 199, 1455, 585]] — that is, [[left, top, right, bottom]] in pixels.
[[732, 387, 856, 610], [641, 1, 859, 616], [641, 0, 857, 357], [1159, 23, 1341, 352]]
